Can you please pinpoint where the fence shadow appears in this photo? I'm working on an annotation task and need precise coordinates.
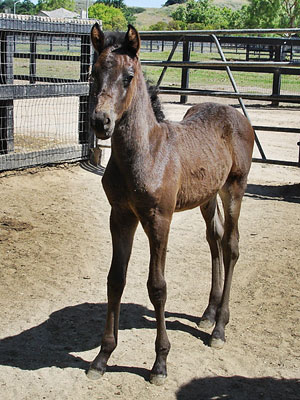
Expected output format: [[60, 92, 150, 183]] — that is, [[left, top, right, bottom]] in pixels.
[[176, 376, 300, 400], [0, 302, 209, 373], [80, 161, 105, 176], [245, 183, 300, 204]]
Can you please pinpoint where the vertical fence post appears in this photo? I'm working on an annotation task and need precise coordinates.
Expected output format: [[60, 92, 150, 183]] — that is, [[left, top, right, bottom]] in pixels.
[[0, 31, 14, 154], [180, 38, 190, 104], [29, 33, 37, 84], [271, 45, 282, 107]]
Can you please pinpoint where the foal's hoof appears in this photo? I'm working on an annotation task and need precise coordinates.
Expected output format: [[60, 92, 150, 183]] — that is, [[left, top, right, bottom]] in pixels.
[[150, 374, 167, 386], [198, 318, 214, 330], [86, 367, 105, 380], [210, 337, 225, 350]]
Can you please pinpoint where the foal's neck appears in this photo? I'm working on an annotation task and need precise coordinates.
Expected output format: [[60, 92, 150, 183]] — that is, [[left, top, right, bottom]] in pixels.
[[114, 67, 159, 151]]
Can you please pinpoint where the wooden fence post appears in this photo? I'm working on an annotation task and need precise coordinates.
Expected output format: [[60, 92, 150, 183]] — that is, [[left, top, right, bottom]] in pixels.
[[271, 45, 283, 107], [180, 39, 190, 104], [0, 31, 14, 154], [29, 33, 37, 84]]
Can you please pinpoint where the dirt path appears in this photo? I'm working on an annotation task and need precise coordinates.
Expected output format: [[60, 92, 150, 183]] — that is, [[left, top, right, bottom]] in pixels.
[[0, 100, 299, 399]]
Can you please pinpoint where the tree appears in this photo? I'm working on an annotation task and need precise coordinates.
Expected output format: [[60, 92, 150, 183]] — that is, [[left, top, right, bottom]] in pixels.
[[171, 0, 238, 30], [0, 0, 14, 12], [127, 7, 145, 14], [94, 0, 136, 26], [18, 0, 36, 14], [0, 0, 35, 13], [280, 0, 300, 27], [241, 0, 282, 28], [241, 0, 300, 28], [88, 3, 127, 31], [149, 20, 185, 30], [163, 0, 187, 6], [36, 0, 75, 12], [94, 0, 125, 7], [149, 21, 169, 30], [121, 6, 136, 26]]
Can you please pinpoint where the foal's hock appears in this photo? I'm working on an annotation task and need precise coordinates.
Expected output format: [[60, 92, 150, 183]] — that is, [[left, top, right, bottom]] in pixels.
[[87, 23, 254, 385]]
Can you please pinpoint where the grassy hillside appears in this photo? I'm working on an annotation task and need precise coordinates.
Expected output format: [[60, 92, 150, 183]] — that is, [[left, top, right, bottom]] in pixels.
[[213, 0, 248, 10], [134, 6, 176, 30], [74, 1, 249, 29], [133, 1, 249, 30]]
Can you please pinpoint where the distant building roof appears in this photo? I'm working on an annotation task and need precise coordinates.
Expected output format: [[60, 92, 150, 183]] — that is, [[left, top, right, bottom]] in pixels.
[[38, 8, 79, 19]]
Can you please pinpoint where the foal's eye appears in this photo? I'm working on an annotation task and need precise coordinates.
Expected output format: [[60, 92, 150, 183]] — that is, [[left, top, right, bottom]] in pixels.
[[123, 74, 134, 88]]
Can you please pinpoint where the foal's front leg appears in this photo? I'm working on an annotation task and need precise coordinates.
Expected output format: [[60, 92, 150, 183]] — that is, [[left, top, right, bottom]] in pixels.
[[87, 206, 138, 380], [140, 209, 172, 386]]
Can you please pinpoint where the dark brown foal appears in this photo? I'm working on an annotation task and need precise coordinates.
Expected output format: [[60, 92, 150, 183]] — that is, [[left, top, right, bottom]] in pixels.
[[87, 24, 254, 385]]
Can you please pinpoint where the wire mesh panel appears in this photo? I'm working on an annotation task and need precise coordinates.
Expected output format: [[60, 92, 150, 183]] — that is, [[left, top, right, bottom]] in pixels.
[[0, 14, 97, 171], [13, 97, 79, 152]]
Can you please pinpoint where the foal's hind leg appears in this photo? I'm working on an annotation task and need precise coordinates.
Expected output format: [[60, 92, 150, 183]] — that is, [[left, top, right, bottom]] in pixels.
[[199, 196, 224, 330], [87, 206, 138, 380], [210, 178, 246, 349]]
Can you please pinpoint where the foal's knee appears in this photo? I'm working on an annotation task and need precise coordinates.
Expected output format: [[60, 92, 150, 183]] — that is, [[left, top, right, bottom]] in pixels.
[[107, 267, 126, 297], [147, 277, 167, 306]]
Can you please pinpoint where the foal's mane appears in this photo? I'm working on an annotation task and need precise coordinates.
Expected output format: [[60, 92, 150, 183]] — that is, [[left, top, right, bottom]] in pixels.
[[96, 31, 165, 123]]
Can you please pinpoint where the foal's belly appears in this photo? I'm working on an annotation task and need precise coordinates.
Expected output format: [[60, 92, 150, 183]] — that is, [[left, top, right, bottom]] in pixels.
[[174, 163, 231, 211], [175, 187, 218, 211]]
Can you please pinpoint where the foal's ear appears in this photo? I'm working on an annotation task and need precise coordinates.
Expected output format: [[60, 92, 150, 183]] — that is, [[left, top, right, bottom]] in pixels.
[[125, 25, 141, 56], [91, 22, 105, 53]]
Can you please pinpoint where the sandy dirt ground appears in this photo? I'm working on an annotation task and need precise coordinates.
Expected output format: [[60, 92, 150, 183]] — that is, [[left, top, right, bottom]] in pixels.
[[0, 98, 299, 400]]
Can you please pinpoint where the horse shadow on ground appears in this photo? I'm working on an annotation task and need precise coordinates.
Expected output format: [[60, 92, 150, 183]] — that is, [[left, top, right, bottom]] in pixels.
[[245, 183, 300, 204], [0, 302, 209, 377], [176, 375, 300, 400]]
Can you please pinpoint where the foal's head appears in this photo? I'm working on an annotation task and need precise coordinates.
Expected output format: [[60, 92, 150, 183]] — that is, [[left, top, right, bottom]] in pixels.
[[90, 24, 141, 140]]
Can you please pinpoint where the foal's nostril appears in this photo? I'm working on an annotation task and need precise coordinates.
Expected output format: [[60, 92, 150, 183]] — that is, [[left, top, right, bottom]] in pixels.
[[91, 110, 113, 137]]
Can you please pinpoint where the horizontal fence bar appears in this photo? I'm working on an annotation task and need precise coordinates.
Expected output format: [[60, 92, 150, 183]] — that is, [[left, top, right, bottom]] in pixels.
[[141, 35, 300, 46], [141, 60, 300, 69], [0, 83, 89, 100], [158, 87, 300, 103], [140, 34, 300, 46], [14, 53, 81, 62], [0, 144, 90, 171], [140, 28, 300, 37], [13, 75, 81, 83], [253, 126, 300, 134], [142, 60, 300, 75], [252, 158, 299, 167]]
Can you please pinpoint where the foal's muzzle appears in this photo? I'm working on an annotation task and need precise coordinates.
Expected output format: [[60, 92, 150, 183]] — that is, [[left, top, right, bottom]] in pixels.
[[90, 110, 114, 140]]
